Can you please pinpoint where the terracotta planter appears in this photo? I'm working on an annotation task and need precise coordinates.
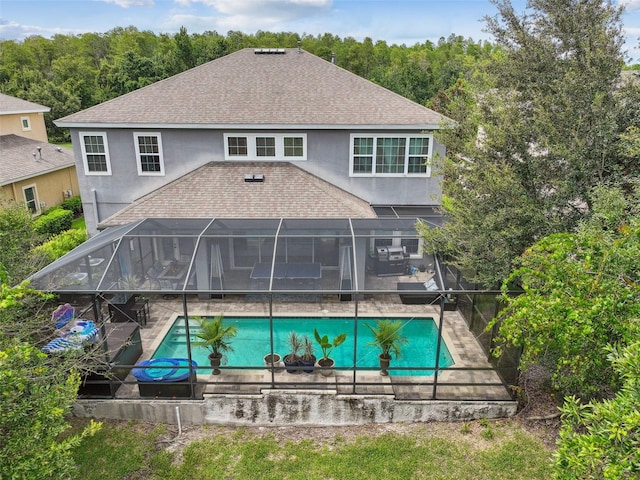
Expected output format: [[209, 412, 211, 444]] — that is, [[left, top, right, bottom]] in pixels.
[[209, 352, 222, 375], [316, 357, 335, 377], [379, 354, 391, 376], [263, 353, 281, 372]]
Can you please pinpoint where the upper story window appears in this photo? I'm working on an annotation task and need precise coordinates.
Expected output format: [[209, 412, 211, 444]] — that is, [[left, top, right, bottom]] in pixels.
[[350, 134, 432, 176], [224, 134, 307, 161], [284, 137, 304, 157], [256, 137, 276, 157], [134, 132, 165, 175], [228, 137, 248, 156], [79, 132, 111, 175], [21, 116, 31, 131]]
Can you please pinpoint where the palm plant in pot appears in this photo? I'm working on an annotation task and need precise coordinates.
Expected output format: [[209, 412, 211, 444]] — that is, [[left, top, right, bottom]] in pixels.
[[299, 335, 316, 373], [313, 328, 346, 377], [365, 320, 408, 376], [283, 331, 303, 373], [193, 315, 237, 375]]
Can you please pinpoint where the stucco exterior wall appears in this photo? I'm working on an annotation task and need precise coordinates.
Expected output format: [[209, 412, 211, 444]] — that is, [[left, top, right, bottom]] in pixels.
[[0, 112, 48, 143], [70, 128, 444, 235]]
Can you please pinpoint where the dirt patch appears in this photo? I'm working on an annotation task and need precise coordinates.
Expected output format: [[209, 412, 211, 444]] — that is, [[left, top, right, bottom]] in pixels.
[[510, 365, 562, 448]]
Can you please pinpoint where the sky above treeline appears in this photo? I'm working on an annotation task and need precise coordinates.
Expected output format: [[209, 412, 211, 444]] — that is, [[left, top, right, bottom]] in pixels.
[[1, 0, 639, 62]]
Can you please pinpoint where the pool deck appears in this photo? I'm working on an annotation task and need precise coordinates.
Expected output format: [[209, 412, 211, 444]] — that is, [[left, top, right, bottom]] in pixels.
[[110, 293, 512, 402]]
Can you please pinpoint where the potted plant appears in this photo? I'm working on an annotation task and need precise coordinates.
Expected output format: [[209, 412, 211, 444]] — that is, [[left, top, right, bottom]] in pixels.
[[119, 273, 140, 290], [283, 331, 303, 374], [263, 352, 281, 372], [299, 335, 316, 373], [364, 320, 408, 376], [193, 315, 237, 375], [313, 328, 346, 377]]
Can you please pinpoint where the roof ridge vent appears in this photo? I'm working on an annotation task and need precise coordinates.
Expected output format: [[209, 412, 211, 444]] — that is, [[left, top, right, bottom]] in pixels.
[[254, 48, 286, 55]]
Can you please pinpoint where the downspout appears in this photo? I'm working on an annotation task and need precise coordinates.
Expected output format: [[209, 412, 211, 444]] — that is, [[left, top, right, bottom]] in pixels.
[[91, 188, 100, 225]]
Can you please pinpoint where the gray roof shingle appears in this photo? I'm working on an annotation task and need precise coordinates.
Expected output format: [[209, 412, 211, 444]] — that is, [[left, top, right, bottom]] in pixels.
[[0, 94, 50, 114], [57, 48, 446, 128], [99, 162, 376, 228], [0, 135, 75, 185]]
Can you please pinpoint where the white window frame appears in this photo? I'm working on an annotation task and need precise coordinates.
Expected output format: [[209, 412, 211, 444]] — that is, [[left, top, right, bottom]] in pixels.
[[20, 116, 31, 131], [22, 184, 39, 214], [133, 132, 165, 176], [223, 133, 307, 161], [79, 132, 112, 176], [349, 134, 433, 177]]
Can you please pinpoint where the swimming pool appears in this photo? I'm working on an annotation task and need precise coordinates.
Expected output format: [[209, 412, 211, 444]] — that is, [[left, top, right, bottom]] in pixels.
[[152, 316, 454, 376]]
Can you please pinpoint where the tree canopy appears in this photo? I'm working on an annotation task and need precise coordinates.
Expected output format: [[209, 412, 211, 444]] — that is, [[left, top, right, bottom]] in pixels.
[[0, 205, 99, 478], [0, 28, 498, 142], [490, 186, 640, 400], [420, 0, 639, 287]]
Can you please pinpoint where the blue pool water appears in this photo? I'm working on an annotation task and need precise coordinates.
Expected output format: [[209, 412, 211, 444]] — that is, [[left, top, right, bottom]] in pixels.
[[152, 316, 454, 376]]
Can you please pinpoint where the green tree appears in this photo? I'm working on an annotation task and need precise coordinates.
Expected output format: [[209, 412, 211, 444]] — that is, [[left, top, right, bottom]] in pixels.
[[26, 80, 81, 142], [0, 200, 46, 284], [174, 26, 195, 71], [0, 273, 100, 479], [422, 0, 630, 287], [0, 342, 100, 479], [489, 186, 640, 399], [0, 202, 100, 479]]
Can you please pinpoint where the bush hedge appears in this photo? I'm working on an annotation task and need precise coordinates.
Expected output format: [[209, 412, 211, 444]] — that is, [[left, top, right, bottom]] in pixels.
[[34, 228, 88, 262], [34, 208, 73, 237], [60, 196, 83, 215]]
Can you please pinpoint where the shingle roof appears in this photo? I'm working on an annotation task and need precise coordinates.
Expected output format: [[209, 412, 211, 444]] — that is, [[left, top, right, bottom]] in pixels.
[[57, 48, 446, 128], [99, 162, 376, 228], [0, 135, 75, 185], [0, 94, 50, 114]]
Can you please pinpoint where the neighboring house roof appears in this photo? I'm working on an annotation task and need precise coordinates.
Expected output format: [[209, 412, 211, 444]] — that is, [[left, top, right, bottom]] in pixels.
[[99, 162, 376, 228], [0, 135, 74, 186], [0, 93, 50, 115], [56, 48, 447, 129]]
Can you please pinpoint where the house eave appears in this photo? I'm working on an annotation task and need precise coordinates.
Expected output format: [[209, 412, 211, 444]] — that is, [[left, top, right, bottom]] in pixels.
[[0, 164, 75, 186], [1, 108, 51, 115], [54, 121, 445, 130]]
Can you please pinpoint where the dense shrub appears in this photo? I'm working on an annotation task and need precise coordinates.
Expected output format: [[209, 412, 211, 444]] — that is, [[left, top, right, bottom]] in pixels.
[[33, 208, 73, 237], [60, 196, 83, 215], [554, 341, 640, 479], [0, 339, 101, 479], [0, 200, 45, 283], [34, 228, 87, 262]]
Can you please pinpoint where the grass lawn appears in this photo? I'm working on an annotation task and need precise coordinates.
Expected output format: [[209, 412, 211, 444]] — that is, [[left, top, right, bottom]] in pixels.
[[71, 216, 86, 231], [70, 419, 554, 480]]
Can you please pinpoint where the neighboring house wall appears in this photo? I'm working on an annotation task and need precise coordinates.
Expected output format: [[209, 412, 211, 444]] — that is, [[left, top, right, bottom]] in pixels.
[[0, 112, 48, 143], [0, 167, 79, 215], [70, 128, 444, 234]]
